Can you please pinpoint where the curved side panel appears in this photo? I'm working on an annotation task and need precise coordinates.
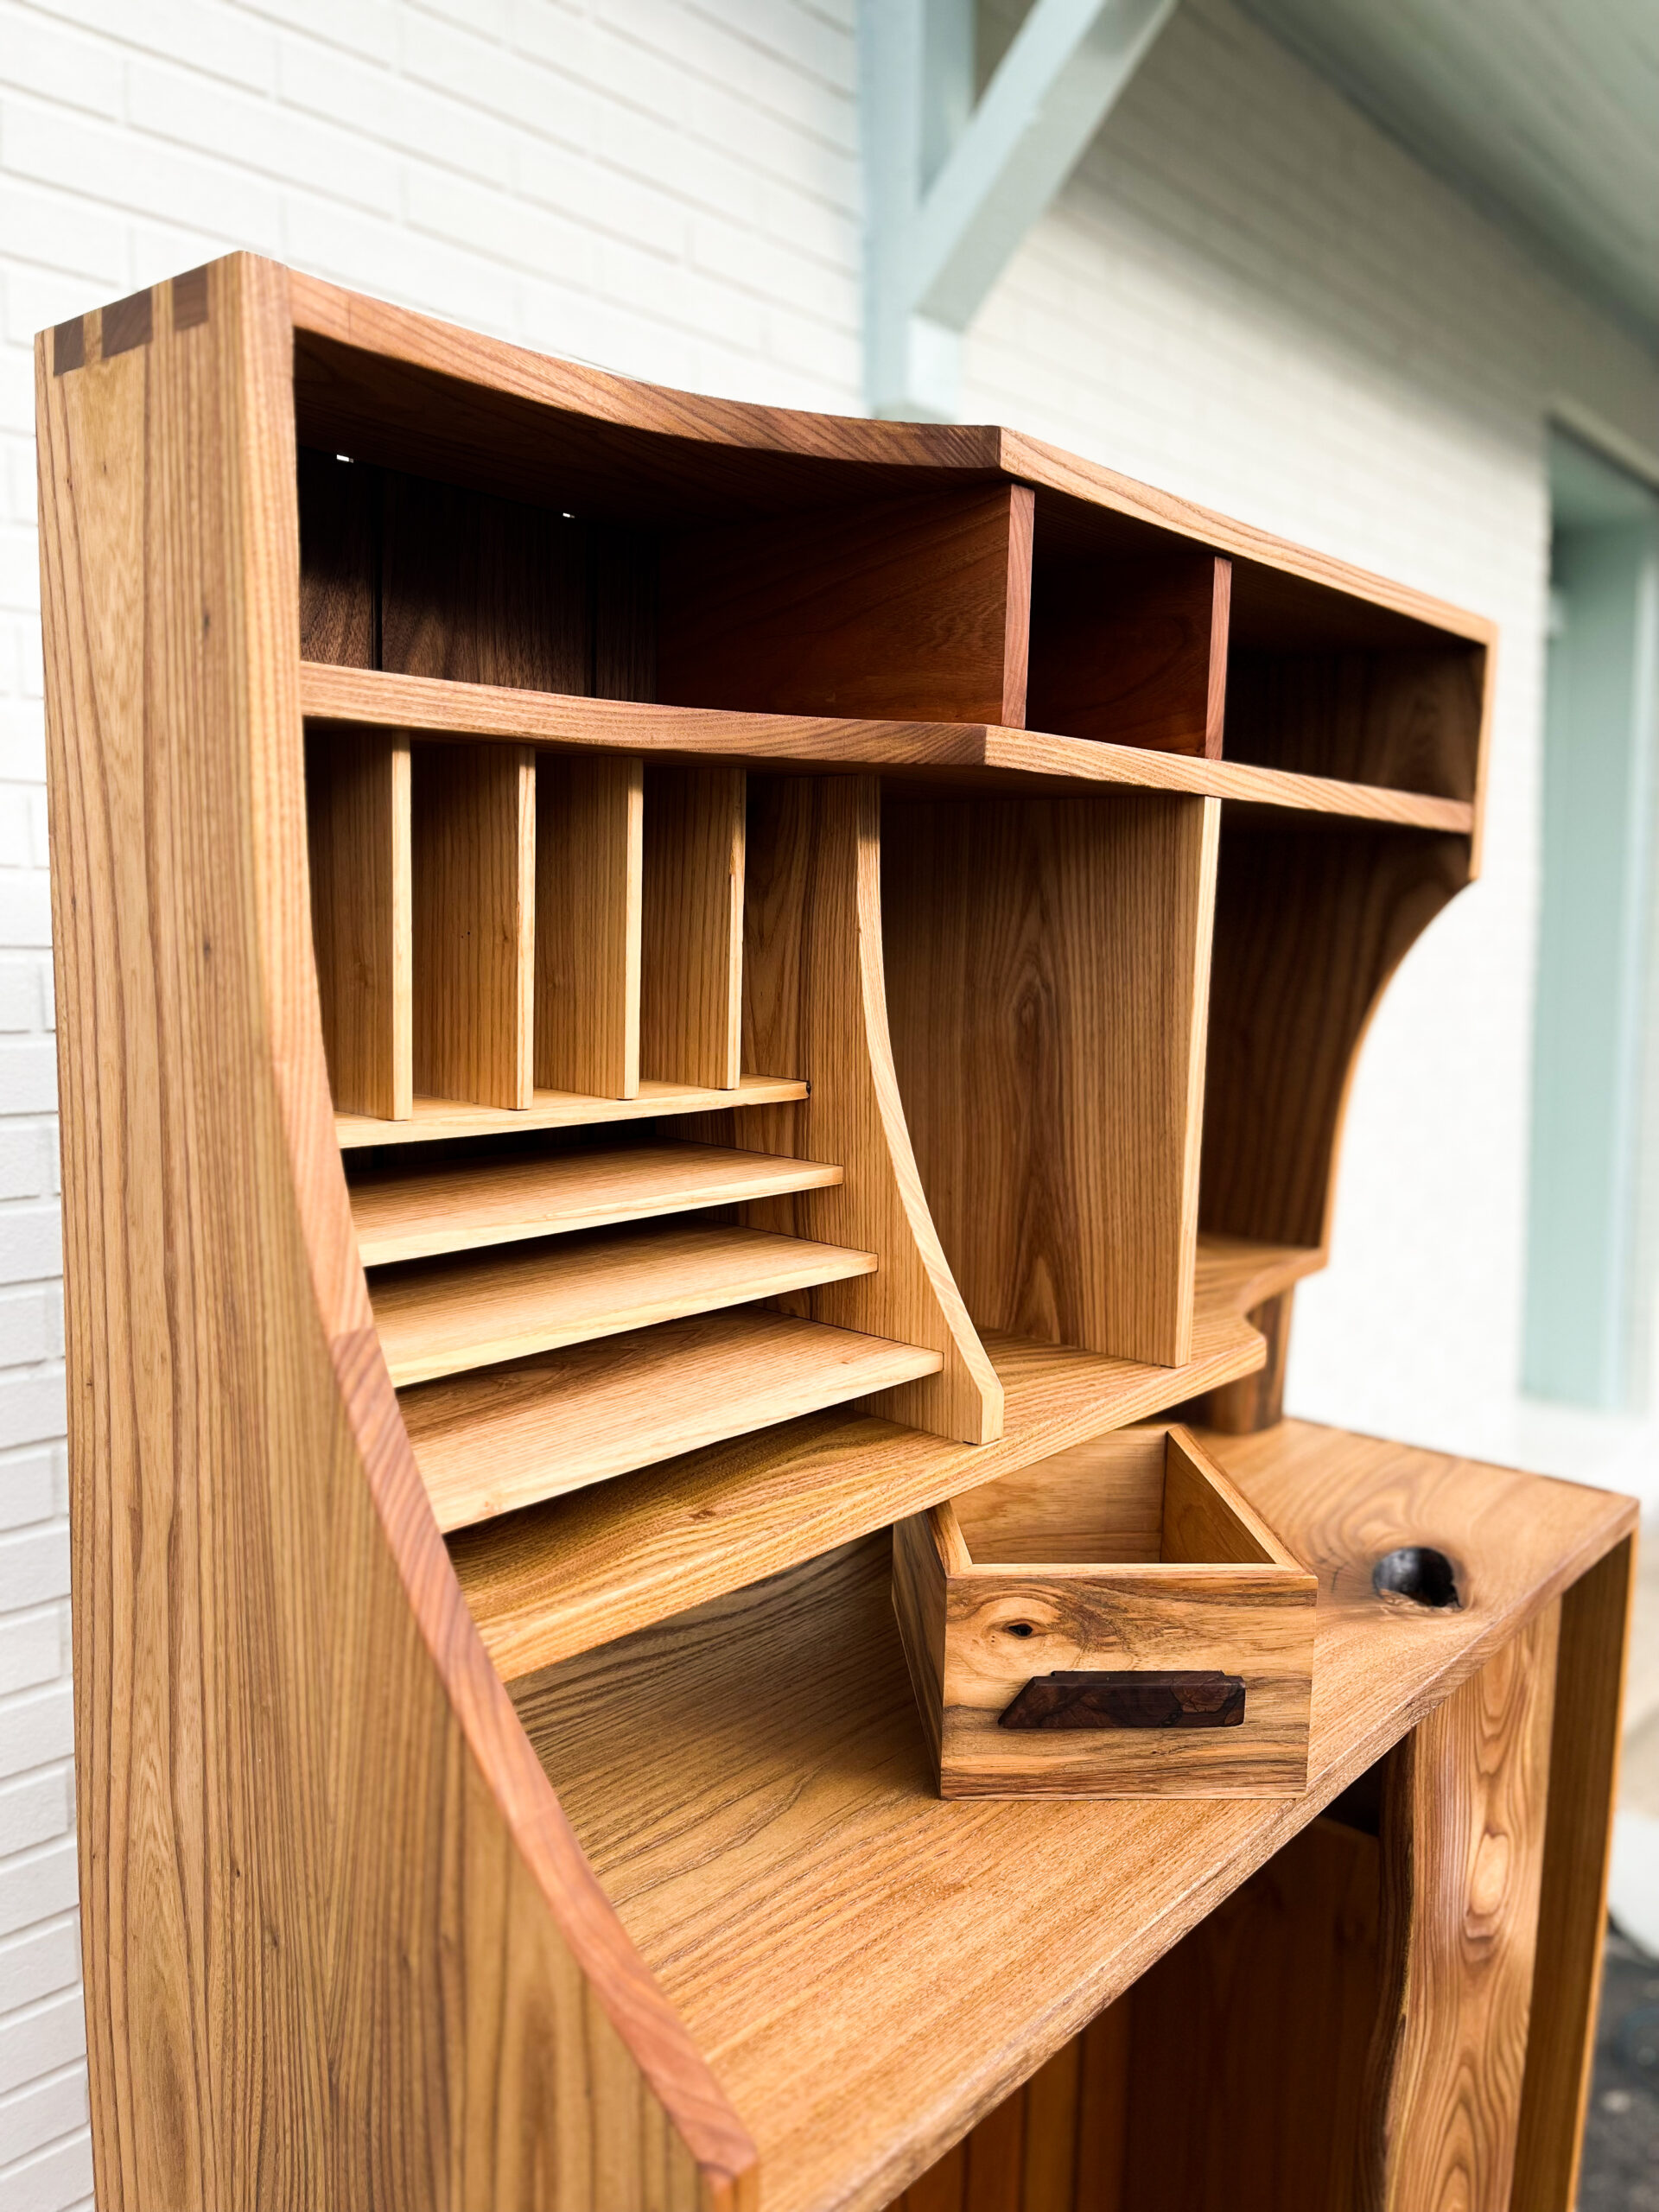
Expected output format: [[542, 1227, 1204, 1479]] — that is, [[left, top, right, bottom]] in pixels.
[[1199, 824, 1472, 1256], [40, 254, 753, 2210], [735, 774, 1002, 1445]]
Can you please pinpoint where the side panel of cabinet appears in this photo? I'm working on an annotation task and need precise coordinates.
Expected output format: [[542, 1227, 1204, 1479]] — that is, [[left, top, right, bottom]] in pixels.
[[38, 255, 753, 2212]]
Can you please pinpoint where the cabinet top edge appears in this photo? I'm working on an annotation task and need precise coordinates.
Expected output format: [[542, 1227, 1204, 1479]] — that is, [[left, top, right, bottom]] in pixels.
[[35, 253, 1494, 654]]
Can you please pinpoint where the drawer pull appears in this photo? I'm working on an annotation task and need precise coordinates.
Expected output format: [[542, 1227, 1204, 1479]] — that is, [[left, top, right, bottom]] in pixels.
[[999, 1669, 1246, 1731]]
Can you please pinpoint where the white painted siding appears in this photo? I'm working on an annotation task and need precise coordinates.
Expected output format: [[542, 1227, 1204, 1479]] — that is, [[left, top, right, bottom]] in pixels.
[[0, 1, 1656, 2201]]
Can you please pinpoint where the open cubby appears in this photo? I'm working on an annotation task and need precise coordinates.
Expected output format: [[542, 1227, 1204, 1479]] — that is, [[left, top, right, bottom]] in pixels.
[[42, 257, 1632, 2212]]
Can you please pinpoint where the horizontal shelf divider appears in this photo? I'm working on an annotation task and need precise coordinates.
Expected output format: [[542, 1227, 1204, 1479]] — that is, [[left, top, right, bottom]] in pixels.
[[404, 1307, 944, 1532], [335, 1070, 807, 1149], [448, 1235, 1325, 1680], [374, 1223, 877, 1389], [351, 1141, 843, 1267], [300, 663, 1476, 830]]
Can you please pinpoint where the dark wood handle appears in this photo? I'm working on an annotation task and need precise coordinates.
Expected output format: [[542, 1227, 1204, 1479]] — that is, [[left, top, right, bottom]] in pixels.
[[998, 1669, 1246, 1732]]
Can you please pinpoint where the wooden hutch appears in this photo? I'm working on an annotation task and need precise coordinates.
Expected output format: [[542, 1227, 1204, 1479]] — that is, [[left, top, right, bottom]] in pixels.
[[37, 254, 1632, 2212]]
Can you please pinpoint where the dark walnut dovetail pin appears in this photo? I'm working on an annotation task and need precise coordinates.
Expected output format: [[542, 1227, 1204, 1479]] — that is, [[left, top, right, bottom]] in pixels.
[[1000, 1668, 1247, 1731]]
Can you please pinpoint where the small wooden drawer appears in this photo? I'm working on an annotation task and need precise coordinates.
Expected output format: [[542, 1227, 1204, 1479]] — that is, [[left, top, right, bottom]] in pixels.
[[893, 1423, 1315, 1798]]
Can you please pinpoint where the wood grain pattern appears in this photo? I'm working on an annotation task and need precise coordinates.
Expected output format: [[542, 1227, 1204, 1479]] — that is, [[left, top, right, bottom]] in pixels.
[[657, 486, 1033, 725], [900, 1425, 1316, 1798], [450, 1237, 1322, 1681], [1201, 825, 1469, 1251], [1511, 1537, 1635, 2211], [641, 764, 744, 1089], [883, 791, 1218, 1366], [38, 251, 752, 2212], [1226, 646, 1485, 800], [338, 1070, 805, 1148], [1360, 1604, 1560, 2212], [1027, 552, 1230, 757], [734, 774, 1003, 1442], [537, 753, 644, 1099], [372, 1222, 878, 1387], [349, 1141, 842, 1265], [513, 1421, 1629, 2212], [380, 467, 590, 691], [997, 1669, 1247, 1731], [404, 1308, 942, 1530], [297, 447, 376, 666], [288, 267, 1495, 657], [1185, 1286, 1294, 1433], [1121, 1816, 1381, 2211], [410, 741, 534, 1109], [299, 660, 1478, 828], [304, 728, 410, 1118]]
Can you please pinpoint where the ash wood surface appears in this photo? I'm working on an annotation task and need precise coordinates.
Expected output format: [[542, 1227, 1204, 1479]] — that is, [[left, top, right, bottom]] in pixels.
[[1202, 825, 1470, 1251], [336, 1069, 807, 1147], [305, 728, 410, 1118], [1027, 551, 1230, 758], [1511, 1537, 1635, 2211], [1161, 1427, 1289, 1566], [300, 661, 1478, 828], [410, 740, 534, 1109], [350, 1141, 842, 1264], [404, 1308, 942, 1531], [513, 1420, 1629, 2212], [895, 2015, 1129, 2212], [1362, 1604, 1560, 2211], [883, 791, 1218, 1366], [1187, 1286, 1294, 1433], [372, 1222, 878, 1387], [734, 775, 1002, 1443], [658, 486, 1034, 726], [641, 764, 744, 1089], [38, 255, 751, 2212], [449, 1236, 1322, 1681], [1119, 1816, 1382, 2211], [537, 752, 644, 1098], [950, 1427, 1169, 1565], [902, 1431, 1316, 1797]]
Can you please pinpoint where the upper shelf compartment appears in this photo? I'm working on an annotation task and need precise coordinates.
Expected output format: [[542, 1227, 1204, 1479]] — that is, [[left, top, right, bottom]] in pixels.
[[1027, 545, 1230, 759]]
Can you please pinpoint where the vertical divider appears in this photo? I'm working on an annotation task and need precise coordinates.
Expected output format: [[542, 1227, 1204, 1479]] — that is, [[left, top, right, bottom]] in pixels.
[[305, 730, 411, 1120], [411, 742, 534, 1110], [535, 753, 644, 1099], [640, 765, 745, 1090], [735, 774, 1003, 1445]]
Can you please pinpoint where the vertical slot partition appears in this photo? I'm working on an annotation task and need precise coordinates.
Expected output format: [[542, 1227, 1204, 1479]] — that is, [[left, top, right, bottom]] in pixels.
[[1026, 548, 1231, 756], [410, 744, 535, 1110], [881, 788, 1222, 1369], [640, 765, 745, 1090], [305, 730, 411, 1120], [655, 484, 1033, 723], [535, 755, 645, 1099], [732, 774, 1002, 1446]]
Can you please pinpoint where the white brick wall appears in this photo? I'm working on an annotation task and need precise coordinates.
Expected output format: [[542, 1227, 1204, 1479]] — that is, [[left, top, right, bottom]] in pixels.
[[1, 0, 1656, 2200]]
